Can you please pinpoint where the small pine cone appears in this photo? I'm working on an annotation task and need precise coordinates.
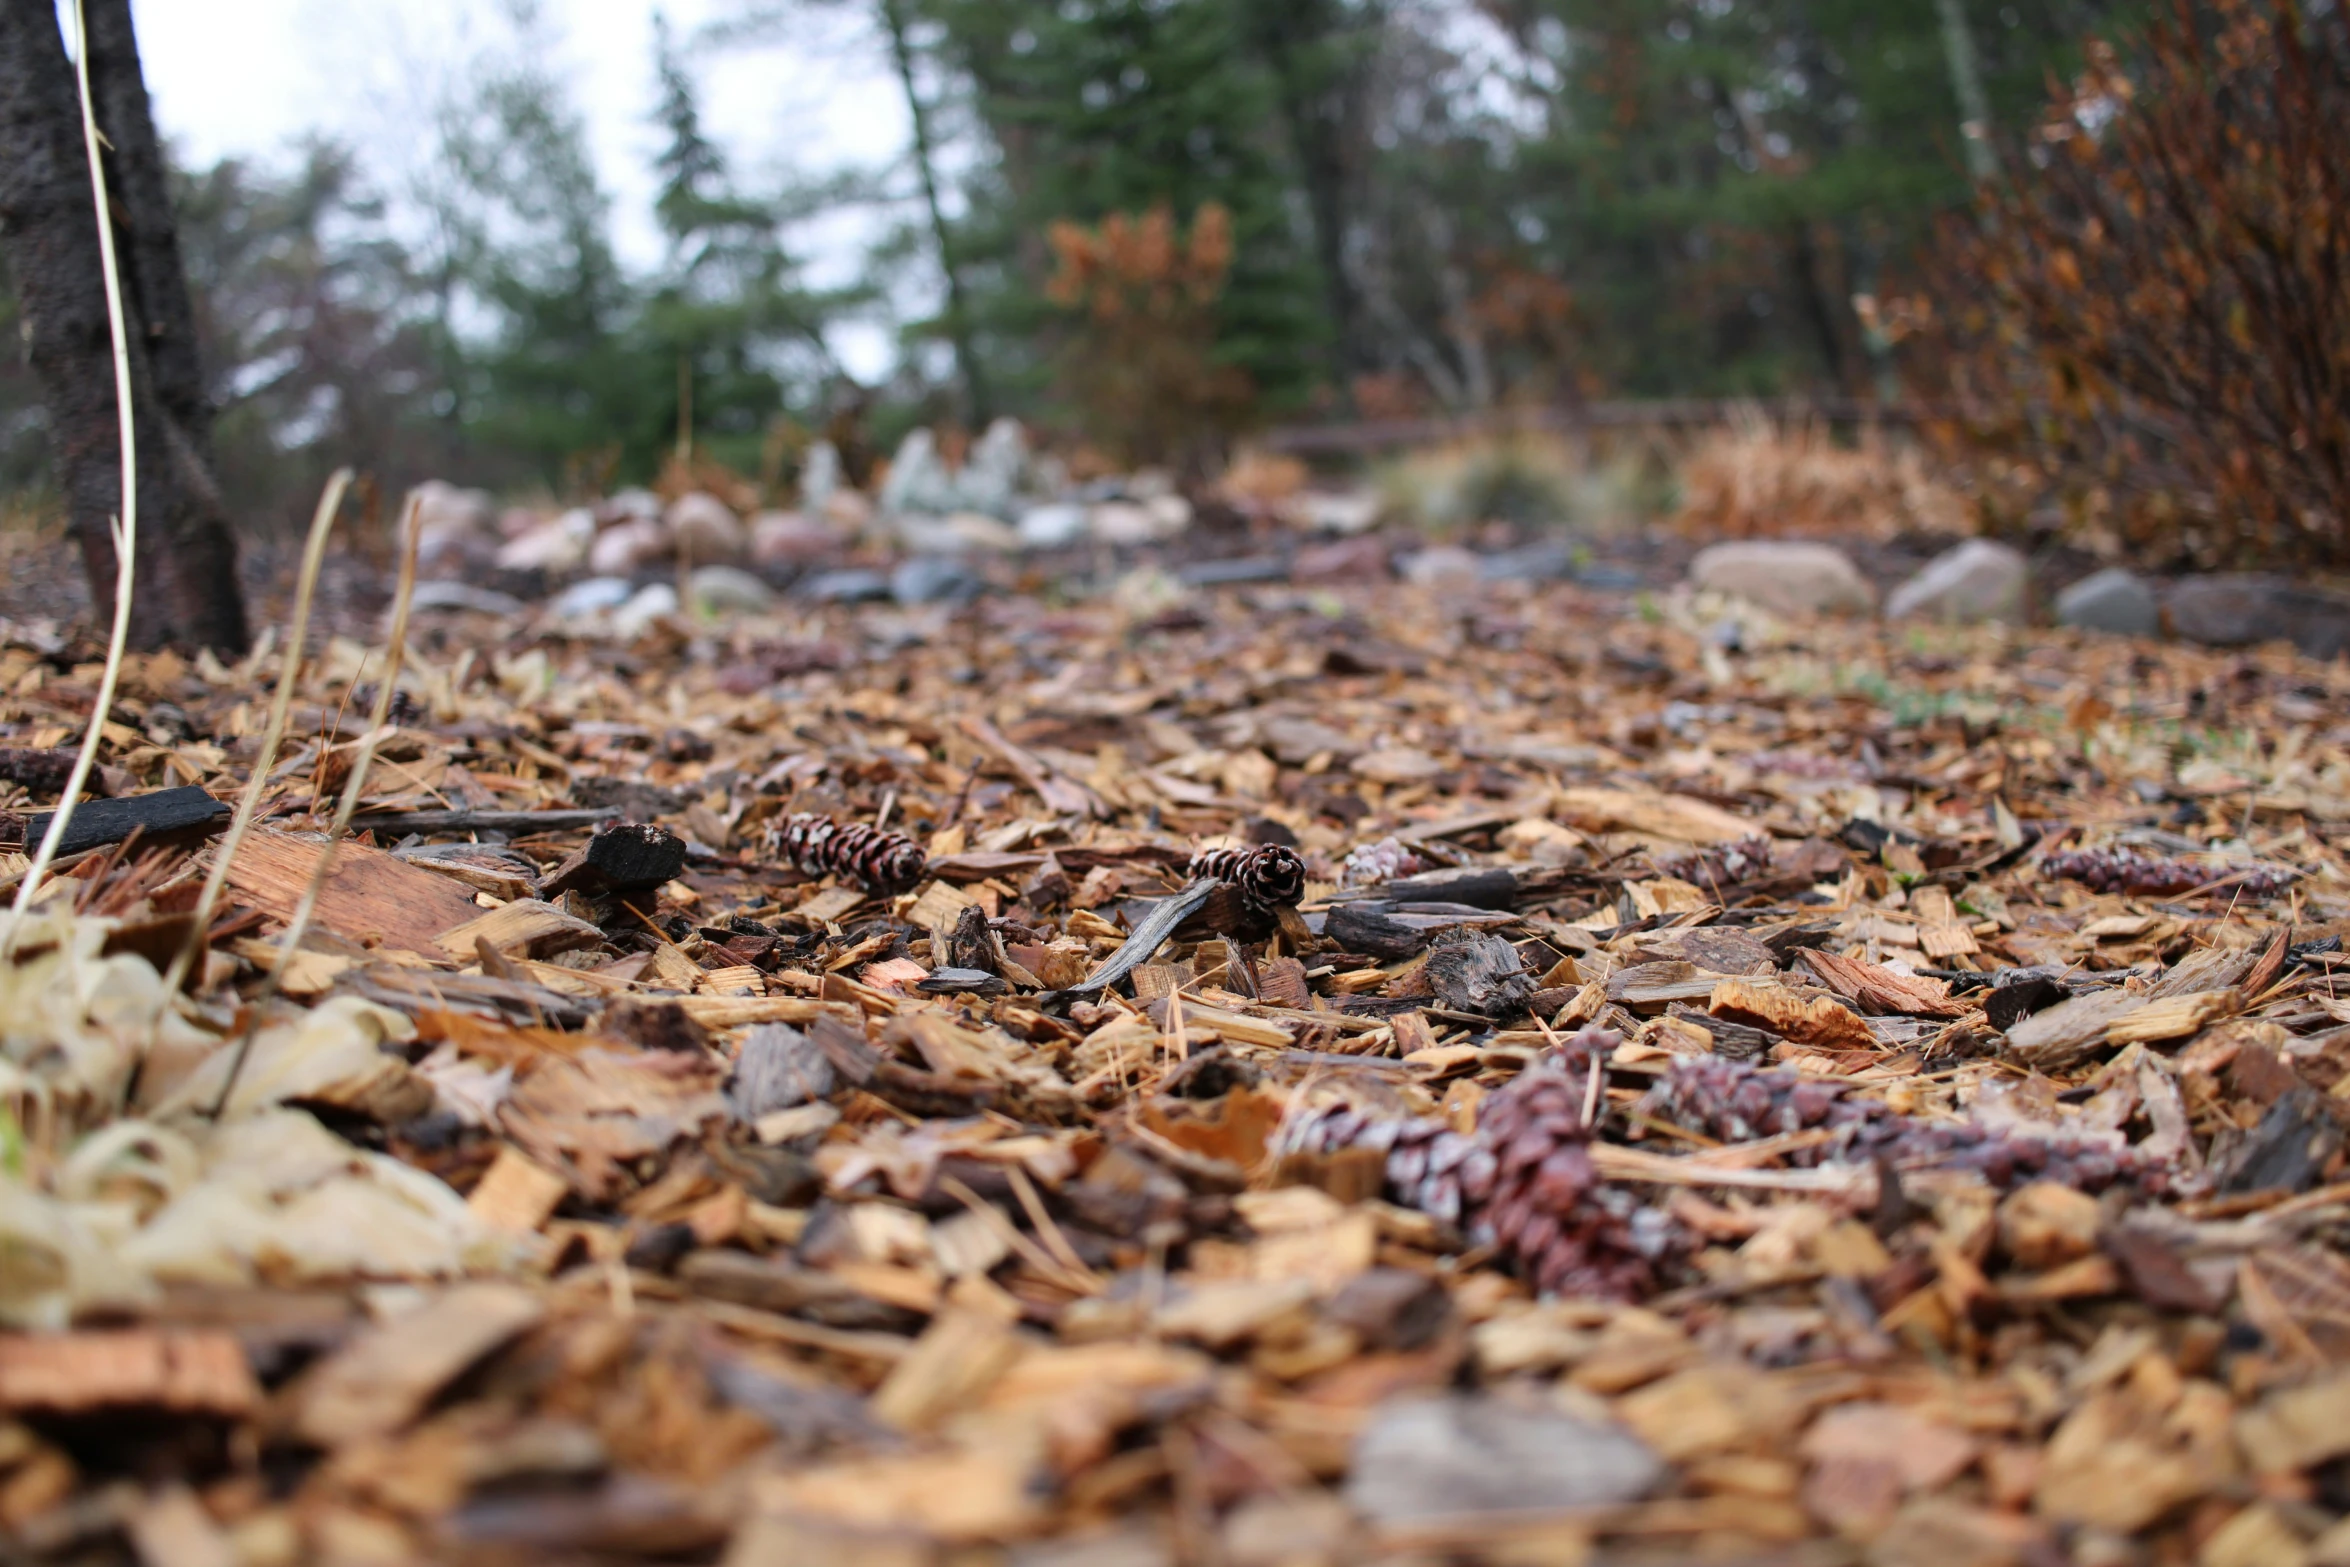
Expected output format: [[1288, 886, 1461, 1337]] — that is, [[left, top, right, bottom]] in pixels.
[[1339, 836, 1425, 888], [0, 747, 78, 796], [771, 813, 928, 893], [2041, 846, 2293, 900], [1187, 843, 1307, 914]]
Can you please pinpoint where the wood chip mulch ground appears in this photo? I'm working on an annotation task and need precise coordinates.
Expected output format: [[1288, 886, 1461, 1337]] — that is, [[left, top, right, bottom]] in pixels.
[[1, 574, 2347, 1567]]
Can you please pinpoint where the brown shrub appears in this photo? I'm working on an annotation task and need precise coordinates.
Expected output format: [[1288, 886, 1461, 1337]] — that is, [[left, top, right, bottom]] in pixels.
[[1924, 0, 2350, 567]]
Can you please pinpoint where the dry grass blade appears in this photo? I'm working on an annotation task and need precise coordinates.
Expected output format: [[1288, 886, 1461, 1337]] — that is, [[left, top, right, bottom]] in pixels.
[[159, 468, 352, 996], [5, 0, 142, 935]]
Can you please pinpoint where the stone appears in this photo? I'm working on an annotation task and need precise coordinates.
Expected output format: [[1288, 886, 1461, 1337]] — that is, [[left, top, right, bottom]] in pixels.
[[612, 583, 680, 638], [1016, 503, 1089, 549], [687, 565, 779, 617], [1885, 539, 2029, 624], [492, 508, 596, 573], [892, 557, 986, 606], [2056, 567, 2161, 637], [956, 417, 1029, 515], [1479, 540, 1577, 582], [410, 479, 499, 576], [1298, 489, 1383, 534], [2167, 573, 2350, 659], [899, 512, 1019, 555], [796, 568, 893, 604], [1689, 541, 1875, 618], [406, 582, 524, 618], [588, 516, 670, 576], [1090, 500, 1179, 546], [1290, 537, 1390, 585], [880, 428, 956, 517], [750, 511, 843, 567], [1345, 1393, 1662, 1527], [665, 492, 746, 564], [599, 487, 662, 524], [1399, 545, 1481, 587], [797, 440, 841, 515], [548, 577, 633, 620]]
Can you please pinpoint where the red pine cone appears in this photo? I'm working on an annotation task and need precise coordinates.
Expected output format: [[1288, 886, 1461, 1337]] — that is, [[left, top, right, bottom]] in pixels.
[[771, 813, 928, 893]]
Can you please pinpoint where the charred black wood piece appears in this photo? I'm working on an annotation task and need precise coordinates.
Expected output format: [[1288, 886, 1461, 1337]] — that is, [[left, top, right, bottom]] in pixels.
[[542, 821, 690, 898], [3, 784, 227, 857]]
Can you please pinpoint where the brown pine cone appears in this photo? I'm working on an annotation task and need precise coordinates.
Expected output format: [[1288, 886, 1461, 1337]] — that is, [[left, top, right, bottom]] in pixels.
[[771, 813, 928, 893]]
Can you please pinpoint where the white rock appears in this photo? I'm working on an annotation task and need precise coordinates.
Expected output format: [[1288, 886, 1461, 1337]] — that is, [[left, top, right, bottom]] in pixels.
[[879, 428, 956, 517], [686, 564, 777, 617], [548, 577, 633, 620], [1688, 540, 1875, 618], [1147, 493, 1194, 535], [1886, 539, 2029, 624], [493, 508, 596, 573], [1090, 500, 1179, 545], [407, 581, 523, 617], [1299, 489, 1384, 535], [664, 491, 746, 564], [409, 480, 499, 574], [797, 441, 841, 515], [602, 487, 662, 523], [587, 516, 670, 577], [1400, 545, 1481, 587], [613, 583, 680, 638], [956, 417, 1029, 515], [750, 511, 843, 567], [1016, 503, 1089, 549]]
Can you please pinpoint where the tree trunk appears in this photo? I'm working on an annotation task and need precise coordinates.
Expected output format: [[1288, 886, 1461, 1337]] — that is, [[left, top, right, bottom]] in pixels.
[[879, 0, 991, 426], [0, 0, 248, 653]]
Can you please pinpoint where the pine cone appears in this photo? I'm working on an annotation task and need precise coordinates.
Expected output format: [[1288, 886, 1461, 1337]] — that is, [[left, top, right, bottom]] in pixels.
[[1280, 1028, 1678, 1300], [771, 813, 928, 894], [1187, 843, 1307, 915], [1645, 1056, 2171, 1194], [2041, 846, 2292, 900]]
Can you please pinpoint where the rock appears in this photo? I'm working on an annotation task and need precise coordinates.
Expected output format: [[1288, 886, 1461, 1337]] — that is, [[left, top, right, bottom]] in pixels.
[[1016, 503, 1089, 549], [407, 581, 524, 618], [612, 583, 679, 638], [899, 511, 1020, 555], [687, 565, 778, 617], [892, 556, 986, 606], [1885, 540, 2029, 624], [548, 577, 633, 620], [599, 487, 662, 524], [1298, 489, 1383, 534], [957, 417, 1029, 515], [665, 492, 746, 564], [493, 507, 596, 573], [1090, 500, 1178, 546], [1400, 545, 1481, 587], [798, 440, 841, 515], [410, 480, 499, 575], [2056, 567, 2161, 637], [1290, 537, 1390, 585], [1479, 540, 1577, 582], [879, 428, 956, 517], [1345, 1393, 1662, 1527], [796, 568, 893, 604], [1146, 494, 1193, 534], [750, 511, 843, 567], [588, 516, 670, 576], [2167, 573, 2350, 659], [1689, 540, 1875, 618], [1176, 556, 1288, 587]]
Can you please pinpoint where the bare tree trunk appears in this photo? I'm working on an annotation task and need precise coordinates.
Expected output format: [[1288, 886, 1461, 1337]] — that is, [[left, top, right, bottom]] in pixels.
[[0, 0, 248, 652], [879, 0, 991, 426]]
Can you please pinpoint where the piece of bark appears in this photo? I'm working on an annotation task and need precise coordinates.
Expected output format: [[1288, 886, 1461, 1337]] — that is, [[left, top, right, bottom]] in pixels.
[[945, 904, 1002, 975], [0, 746, 78, 795], [347, 808, 622, 836], [604, 997, 715, 1055], [218, 826, 483, 959], [1800, 948, 1966, 1017], [391, 841, 542, 901], [6, 784, 228, 856], [727, 1024, 837, 1121], [1984, 970, 2068, 1032], [540, 822, 688, 898], [0, 1330, 257, 1416], [292, 1284, 545, 1447], [1709, 978, 1878, 1053], [438, 899, 606, 961], [1425, 928, 1534, 1019], [808, 1012, 880, 1087], [1323, 901, 1431, 962], [2218, 1089, 2345, 1195]]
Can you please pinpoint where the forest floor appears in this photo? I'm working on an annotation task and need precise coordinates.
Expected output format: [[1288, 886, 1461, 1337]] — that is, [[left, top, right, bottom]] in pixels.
[[1, 566, 2348, 1567]]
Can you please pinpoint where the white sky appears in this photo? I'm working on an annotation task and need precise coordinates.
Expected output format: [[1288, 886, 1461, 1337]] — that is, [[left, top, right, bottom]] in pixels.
[[122, 0, 913, 378]]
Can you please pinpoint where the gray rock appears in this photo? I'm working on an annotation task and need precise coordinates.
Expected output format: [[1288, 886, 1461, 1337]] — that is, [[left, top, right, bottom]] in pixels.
[[749, 510, 843, 567], [1346, 1394, 1663, 1527], [891, 556, 986, 606], [548, 576, 634, 619], [665, 492, 747, 564], [1177, 556, 1289, 587], [879, 428, 957, 518], [1016, 503, 1089, 549], [407, 580, 525, 617], [1574, 563, 1645, 591], [1289, 537, 1390, 585], [1689, 540, 1875, 617], [2056, 567, 2161, 637], [796, 568, 893, 604], [2167, 573, 2350, 659], [687, 564, 779, 616], [1478, 540, 1577, 582], [957, 417, 1029, 516], [1886, 539, 2029, 624]]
